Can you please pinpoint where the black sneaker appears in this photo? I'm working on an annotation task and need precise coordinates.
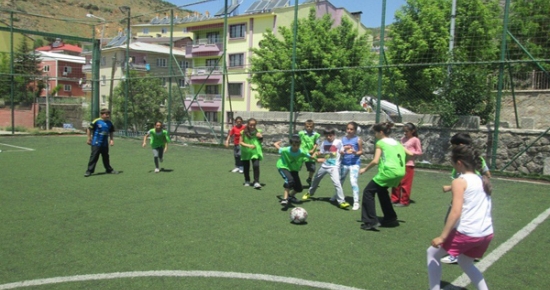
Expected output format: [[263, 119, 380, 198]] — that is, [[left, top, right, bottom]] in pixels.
[[306, 177, 312, 186], [288, 195, 300, 203], [84, 171, 91, 177], [381, 219, 400, 227]]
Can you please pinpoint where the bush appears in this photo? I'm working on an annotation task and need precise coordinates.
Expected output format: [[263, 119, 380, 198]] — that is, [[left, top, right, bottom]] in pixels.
[[36, 107, 66, 129]]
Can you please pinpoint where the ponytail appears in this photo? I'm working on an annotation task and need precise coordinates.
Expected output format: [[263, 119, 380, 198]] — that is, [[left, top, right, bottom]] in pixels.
[[451, 145, 492, 196]]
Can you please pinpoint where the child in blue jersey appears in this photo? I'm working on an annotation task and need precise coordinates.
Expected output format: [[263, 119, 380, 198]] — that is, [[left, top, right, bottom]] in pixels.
[[84, 108, 118, 177], [142, 121, 170, 173], [340, 121, 363, 211], [275, 135, 316, 206], [298, 120, 320, 186]]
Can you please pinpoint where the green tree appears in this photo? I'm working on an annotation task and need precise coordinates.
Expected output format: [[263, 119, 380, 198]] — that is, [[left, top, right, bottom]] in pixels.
[[508, 0, 550, 71], [387, 0, 499, 124], [112, 73, 169, 132], [249, 9, 377, 112], [35, 107, 66, 129], [0, 52, 10, 99], [13, 38, 42, 104]]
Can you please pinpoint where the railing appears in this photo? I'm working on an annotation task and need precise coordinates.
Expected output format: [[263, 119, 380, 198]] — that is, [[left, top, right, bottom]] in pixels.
[[190, 66, 222, 75], [82, 64, 92, 71], [36, 97, 83, 104], [493, 71, 550, 91], [82, 84, 92, 92], [194, 38, 221, 45], [184, 94, 222, 101]]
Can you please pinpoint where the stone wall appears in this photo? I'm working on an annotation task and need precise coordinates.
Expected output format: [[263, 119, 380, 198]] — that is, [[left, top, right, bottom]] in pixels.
[[499, 91, 550, 129], [172, 112, 550, 175]]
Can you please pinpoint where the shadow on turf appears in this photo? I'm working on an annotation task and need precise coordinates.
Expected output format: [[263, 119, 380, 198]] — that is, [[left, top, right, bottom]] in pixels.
[[440, 281, 467, 289], [91, 171, 124, 176], [300, 196, 354, 211]]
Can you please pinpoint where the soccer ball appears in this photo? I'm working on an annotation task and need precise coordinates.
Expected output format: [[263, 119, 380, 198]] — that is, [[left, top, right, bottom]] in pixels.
[[290, 207, 308, 224]]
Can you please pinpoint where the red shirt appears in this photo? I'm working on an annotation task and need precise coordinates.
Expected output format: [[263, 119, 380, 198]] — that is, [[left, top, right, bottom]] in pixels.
[[229, 125, 246, 145]]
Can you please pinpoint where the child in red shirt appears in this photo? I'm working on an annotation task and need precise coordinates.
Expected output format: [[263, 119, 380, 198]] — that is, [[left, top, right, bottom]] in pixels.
[[224, 116, 246, 173]]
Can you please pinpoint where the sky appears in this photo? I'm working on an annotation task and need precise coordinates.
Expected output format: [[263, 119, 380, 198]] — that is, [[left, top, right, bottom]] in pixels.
[[165, 0, 407, 28]]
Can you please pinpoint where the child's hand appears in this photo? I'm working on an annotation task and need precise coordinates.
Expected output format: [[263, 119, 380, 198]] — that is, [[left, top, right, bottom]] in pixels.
[[250, 145, 256, 149], [360, 167, 367, 175], [224, 140, 229, 148], [431, 237, 444, 247], [442, 185, 451, 192], [142, 142, 146, 147]]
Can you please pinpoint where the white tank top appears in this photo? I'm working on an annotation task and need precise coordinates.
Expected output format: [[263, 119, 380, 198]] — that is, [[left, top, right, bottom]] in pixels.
[[456, 173, 493, 237]]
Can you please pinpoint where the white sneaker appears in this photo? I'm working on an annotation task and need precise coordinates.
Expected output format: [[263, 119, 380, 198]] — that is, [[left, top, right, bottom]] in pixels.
[[231, 168, 240, 173], [238, 169, 243, 174], [243, 182, 251, 187], [253, 182, 262, 189], [352, 202, 360, 210], [441, 255, 458, 264], [154, 168, 160, 173]]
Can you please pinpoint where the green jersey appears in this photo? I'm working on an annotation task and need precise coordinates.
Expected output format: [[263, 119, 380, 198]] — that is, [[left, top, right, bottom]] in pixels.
[[240, 129, 263, 161], [299, 130, 320, 152], [147, 129, 170, 149], [276, 147, 311, 171], [373, 138, 407, 188]]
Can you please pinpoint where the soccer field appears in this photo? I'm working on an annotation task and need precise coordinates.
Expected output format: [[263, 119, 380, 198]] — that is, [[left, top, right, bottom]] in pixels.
[[0, 136, 548, 289]]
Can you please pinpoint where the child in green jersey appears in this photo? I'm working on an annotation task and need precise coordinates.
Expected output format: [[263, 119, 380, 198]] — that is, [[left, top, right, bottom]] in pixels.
[[142, 121, 170, 173], [275, 135, 317, 206], [240, 118, 264, 189], [298, 120, 320, 186], [359, 122, 413, 231]]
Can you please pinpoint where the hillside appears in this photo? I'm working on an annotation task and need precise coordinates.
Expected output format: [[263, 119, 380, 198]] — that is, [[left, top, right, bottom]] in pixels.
[[0, 0, 191, 44]]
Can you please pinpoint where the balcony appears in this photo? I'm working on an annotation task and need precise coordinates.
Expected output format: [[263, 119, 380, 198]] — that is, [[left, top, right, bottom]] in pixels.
[[184, 94, 222, 110], [82, 64, 92, 73], [186, 39, 223, 56], [82, 83, 92, 92], [189, 66, 222, 84], [122, 62, 149, 72]]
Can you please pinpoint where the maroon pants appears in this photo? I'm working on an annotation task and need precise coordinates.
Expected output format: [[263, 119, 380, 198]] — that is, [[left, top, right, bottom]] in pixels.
[[391, 166, 415, 205]]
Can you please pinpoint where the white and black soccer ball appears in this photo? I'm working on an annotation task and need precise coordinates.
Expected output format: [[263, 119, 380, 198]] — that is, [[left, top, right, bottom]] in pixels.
[[289, 207, 308, 224]]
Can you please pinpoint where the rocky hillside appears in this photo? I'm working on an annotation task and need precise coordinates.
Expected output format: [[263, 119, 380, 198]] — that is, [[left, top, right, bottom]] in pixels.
[[0, 0, 190, 42]]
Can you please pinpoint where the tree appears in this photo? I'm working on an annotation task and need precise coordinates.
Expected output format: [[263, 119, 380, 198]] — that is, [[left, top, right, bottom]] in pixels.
[[0, 52, 10, 99], [249, 9, 377, 112], [112, 72, 169, 132], [13, 38, 42, 104], [387, 0, 500, 124], [36, 107, 66, 129], [508, 0, 550, 71]]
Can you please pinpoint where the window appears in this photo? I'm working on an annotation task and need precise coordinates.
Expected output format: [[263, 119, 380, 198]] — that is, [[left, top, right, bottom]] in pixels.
[[63, 84, 72, 91], [206, 32, 220, 44], [161, 27, 168, 34], [229, 54, 244, 67], [142, 28, 149, 34], [156, 58, 167, 67], [205, 59, 218, 70], [101, 56, 106, 66], [179, 60, 189, 70], [204, 111, 218, 122], [63, 66, 72, 75], [205, 85, 219, 95], [43, 65, 50, 72], [228, 83, 243, 97], [101, 75, 106, 86], [229, 24, 245, 39], [101, 95, 106, 104]]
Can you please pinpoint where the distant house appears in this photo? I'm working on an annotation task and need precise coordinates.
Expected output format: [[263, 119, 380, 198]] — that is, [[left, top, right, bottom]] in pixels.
[[35, 39, 83, 56], [36, 51, 86, 97]]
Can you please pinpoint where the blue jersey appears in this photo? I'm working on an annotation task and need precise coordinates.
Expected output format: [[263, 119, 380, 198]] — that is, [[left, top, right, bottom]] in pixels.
[[341, 136, 361, 166], [89, 118, 114, 147]]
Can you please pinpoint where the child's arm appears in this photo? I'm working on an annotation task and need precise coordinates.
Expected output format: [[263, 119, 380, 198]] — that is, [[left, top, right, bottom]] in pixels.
[[360, 146, 381, 174], [442, 185, 451, 192], [224, 131, 232, 148], [240, 135, 254, 149], [142, 132, 150, 147], [432, 178, 465, 247], [274, 140, 282, 150]]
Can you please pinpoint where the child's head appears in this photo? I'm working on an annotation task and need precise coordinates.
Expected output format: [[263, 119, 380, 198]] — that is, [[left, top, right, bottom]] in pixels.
[[323, 128, 336, 142], [244, 118, 257, 137], [451, 144, 492, 195], [234, 116, 243, 127], [346, 121, 358, 136], [403, 122, 418, 137], [154, 121, 163, 131], [371, 122, 393, 138], [450, 133, 472, 146], [289, 134, 301, 151], [304, 120, 315, 132]]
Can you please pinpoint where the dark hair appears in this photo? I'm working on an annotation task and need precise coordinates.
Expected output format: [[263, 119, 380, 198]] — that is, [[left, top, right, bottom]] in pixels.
[[290, 134, 301, 145], [155, 121, 163, 126], [100, 108, 110, 114], [234, 116, 243, 123], [323, 128, 336, 135], [372, 122, 394, 136], [404, 122, 418, 137], [451, 145, 492, 196], [305, 120, 314, 126], [450, 133, 472, 146], [347, 121, 358, 131], [244, 118, 257, 138]]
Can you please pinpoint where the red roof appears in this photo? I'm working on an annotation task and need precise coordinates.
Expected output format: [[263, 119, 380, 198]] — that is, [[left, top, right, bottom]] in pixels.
[[36, 43, 82, 53]]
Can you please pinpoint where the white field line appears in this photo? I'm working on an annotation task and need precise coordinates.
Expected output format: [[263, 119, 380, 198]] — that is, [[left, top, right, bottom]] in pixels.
[[0, 271, 364, 290], [0, 143, 35, 151], [444, 207, 550, 289]]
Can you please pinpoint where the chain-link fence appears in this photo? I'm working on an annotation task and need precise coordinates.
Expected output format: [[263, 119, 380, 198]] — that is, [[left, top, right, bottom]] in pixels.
[[1, 0, 549, 175]]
